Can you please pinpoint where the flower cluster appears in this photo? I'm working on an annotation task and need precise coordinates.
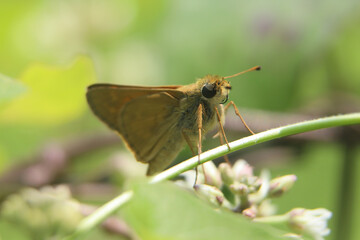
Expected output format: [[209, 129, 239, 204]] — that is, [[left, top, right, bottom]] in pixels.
[[1, 185, 83, 239], [177, 160, 332, 240]]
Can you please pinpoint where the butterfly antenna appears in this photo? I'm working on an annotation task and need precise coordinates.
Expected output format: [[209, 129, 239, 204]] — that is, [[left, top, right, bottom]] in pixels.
[[223, 66, 261, 79]]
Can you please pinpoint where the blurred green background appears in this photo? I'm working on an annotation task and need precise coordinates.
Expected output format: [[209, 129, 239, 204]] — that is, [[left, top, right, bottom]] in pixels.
[[0, 0, 360, 239]]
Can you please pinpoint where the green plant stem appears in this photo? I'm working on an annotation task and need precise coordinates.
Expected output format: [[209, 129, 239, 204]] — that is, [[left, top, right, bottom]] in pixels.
[[253, 214, 289, 224], [150, 113, 360, 183], [64, 112, 360, 240], [63, 191, 133, 240]]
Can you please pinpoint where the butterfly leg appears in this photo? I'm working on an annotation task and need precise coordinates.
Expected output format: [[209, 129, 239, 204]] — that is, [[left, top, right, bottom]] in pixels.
[[194, 103, 209, 185], [182, 130, 205, 186], [214, 106, 230, 149], [224, 101, 255, 135], [214, 106, 231, 165]]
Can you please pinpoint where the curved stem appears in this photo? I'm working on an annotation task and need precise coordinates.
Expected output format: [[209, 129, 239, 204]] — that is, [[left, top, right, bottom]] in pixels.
[[63, 191, 133, 240], [150, 113, 360, 183]]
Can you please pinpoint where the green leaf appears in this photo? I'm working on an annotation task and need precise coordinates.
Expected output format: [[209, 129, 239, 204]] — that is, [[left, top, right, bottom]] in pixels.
[[0, 56, 96, 125], [0, 73, 26, 104], [122, 182, 286, 240]]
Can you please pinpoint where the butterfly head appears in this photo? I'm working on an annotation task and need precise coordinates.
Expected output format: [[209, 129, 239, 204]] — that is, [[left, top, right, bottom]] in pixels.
[[199, 66, 261, 104], [200, 76, 231, 104]]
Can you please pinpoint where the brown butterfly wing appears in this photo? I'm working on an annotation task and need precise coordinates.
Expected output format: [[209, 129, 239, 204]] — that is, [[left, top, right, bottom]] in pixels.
[[86, 84, 186, 175], [119, 92, 189, 175], [86, 84, 182, 131]]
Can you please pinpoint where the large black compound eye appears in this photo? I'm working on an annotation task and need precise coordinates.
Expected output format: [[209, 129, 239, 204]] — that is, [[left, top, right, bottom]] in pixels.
[[201, 83, 217, 98]]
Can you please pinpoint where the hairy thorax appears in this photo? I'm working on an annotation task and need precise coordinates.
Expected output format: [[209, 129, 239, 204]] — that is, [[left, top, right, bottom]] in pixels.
[[176, 92, 223, 139]]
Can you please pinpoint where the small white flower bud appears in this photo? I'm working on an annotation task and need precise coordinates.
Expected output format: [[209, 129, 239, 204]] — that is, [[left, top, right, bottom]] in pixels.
[[194, 184, 225, 207], [229, 182, 248, 195], [200, 161, 222, 187], [288, 208, 332, 240], [233, 160, 253, 180], [269, 175, 297, 197], [242, 207, 257, 219], [219, 162, 234, 185]]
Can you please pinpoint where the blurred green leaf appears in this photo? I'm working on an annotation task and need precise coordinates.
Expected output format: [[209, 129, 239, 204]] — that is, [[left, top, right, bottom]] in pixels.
[[0, 56, 96, 125], [122, 182, 287, 240], [0, 220, 28, 240], [0, 73, 26, 105]]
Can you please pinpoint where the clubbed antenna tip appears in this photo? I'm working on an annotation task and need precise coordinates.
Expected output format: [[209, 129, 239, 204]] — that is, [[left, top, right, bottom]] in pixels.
[[224, 65, 261, 79]]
